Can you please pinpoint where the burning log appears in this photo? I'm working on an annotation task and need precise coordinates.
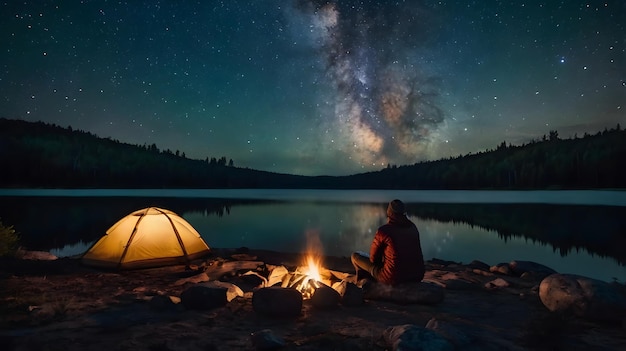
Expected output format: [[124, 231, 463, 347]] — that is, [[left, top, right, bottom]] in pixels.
[[257, 257, 340, 300]]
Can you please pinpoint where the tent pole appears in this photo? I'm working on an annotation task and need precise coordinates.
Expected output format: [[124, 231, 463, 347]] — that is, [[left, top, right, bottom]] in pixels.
[[156, 208, 191, 265], [117, 209, 147, 269]]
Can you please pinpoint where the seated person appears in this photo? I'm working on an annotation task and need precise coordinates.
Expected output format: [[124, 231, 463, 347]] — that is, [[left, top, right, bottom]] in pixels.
[[351, 199, 425, 285]]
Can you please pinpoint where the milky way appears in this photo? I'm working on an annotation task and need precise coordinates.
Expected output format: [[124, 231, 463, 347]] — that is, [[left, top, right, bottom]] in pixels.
[[293, 0, 445, 168]]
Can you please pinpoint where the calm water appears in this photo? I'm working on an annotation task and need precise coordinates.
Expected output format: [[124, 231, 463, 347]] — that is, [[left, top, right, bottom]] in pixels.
[[1, 189, 625, 283]]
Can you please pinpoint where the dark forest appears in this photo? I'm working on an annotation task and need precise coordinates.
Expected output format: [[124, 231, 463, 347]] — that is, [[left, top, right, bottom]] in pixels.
[[0, 118, 624, 189]]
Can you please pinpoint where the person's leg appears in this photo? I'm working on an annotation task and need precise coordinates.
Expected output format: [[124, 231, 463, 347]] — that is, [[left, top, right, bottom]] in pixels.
[[351, 252, 376, 280]]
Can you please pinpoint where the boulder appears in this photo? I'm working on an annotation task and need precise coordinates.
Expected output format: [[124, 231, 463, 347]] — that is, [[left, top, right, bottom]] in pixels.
[[364, 281, 444, 304], [467, 260, 491, 271], [383, 324, 453, 351], [342, 282, 364, 306], [425, 271, 479, 290], [311, 285, 341, 309], [490, 263, 511, 275], [252, 287, 302, 318], [180, 285, 228, 310], [485, 277, 510, 290], [228, 273, 266, 292], [332, 280, 364, 306], [199, 281, 244, 302], [539, 273, 626, 323], [509, 260, 557, 279], [429, 258, 460, 266]]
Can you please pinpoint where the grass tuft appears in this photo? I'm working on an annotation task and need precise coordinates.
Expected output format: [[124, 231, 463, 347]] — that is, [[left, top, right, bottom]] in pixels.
[[0, 219, 20, 257]]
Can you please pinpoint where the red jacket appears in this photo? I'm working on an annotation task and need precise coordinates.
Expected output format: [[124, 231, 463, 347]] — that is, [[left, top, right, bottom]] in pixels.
[[370, 215, 425, 285]]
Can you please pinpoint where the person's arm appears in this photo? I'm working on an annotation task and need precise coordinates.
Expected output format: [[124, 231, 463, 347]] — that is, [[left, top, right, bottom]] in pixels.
[[370, 230, 383, 264]]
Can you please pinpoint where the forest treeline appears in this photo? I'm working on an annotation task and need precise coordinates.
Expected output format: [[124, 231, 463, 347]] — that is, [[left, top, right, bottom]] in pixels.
[[0, 117, 624, 189]]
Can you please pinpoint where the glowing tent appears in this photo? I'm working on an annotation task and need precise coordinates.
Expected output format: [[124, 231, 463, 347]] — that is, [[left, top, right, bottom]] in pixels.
[[82, 207, 210, 269]]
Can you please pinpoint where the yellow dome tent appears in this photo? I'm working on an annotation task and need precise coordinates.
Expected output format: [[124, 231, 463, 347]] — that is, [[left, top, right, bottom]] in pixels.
[[82, 207, 211, 269]]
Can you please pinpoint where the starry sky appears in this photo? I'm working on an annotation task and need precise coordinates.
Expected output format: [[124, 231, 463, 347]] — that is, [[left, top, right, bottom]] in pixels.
[[2, 1, 625, 176]]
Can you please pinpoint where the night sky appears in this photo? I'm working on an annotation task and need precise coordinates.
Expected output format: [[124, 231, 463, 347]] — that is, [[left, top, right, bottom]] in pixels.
[[2, 1, 625, 176]]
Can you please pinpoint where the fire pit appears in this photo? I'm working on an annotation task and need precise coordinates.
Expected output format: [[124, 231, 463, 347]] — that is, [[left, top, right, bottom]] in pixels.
[[283, 253, 333, 299], [232, 232, 356, 301]]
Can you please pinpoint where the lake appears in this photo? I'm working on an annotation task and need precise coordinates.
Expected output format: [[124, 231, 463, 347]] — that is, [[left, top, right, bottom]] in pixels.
[[1, 189, 625, 283]]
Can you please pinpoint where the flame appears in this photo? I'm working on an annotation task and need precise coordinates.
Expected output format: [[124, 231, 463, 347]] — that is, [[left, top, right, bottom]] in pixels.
[[266, 232, 344, 299], [306, 254, 322, 282], [291, 253, 324, 299], [291, 230, 327, 299], [303, 229, 324, 281]]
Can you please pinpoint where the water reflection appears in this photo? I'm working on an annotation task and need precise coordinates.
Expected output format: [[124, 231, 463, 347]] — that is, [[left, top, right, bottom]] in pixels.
[[182, 202, 387, 257], [0, 194, 624, 282], [404, 202, 626, 266], [182, 202, 626, 282]]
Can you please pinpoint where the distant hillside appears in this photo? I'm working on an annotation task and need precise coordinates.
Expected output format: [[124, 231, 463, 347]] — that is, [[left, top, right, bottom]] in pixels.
[[0, 118, 624, 189], [343, 126, 626, 190], [0, 118, 310, 188]]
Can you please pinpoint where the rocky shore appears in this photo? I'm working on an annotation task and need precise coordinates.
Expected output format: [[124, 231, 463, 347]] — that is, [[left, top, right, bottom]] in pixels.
[[1, 248, 625, 350]]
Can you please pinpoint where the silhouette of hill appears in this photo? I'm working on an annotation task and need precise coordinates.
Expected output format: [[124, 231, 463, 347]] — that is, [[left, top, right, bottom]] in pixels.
[[0, 117, 624, 189], [0, 118, 309, 188], [345, 126, 625, 189]]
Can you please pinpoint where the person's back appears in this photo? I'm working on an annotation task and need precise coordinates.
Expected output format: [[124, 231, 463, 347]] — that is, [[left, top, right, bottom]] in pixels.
[[351, 199, 426, 285], [372, 215, 424, 285]]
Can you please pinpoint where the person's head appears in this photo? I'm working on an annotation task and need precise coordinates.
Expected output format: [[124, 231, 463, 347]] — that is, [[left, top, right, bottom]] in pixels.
[[386, 199, 406, 218]]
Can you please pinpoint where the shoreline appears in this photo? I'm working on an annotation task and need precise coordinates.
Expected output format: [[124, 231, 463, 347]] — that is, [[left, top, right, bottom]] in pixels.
[[2, 188, 626, 207], [1, 248, 625, 350]]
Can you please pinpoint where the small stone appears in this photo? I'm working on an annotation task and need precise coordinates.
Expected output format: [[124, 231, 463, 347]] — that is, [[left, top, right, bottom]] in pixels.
[[467, 260, 490, 271], [485, 278, 510, 290], [383, 324, 453, 351], [250, 329, 285, 351], [311, 285, 341, 309], [430, 258, 459, 267], [472, 269, 493, 277], [510, 260, 557, 279], [490, 263, 511, 275]]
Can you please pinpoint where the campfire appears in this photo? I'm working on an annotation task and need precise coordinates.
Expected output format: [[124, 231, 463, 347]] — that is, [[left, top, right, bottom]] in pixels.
[[267, 230, 344, 299], [286, 253, 331, 299], [238, 231, 353, 300]]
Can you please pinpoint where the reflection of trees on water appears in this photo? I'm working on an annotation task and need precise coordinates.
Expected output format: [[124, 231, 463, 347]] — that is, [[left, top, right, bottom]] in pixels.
[[2, 197, 624, 266], [404, 203, 626, 266], [0, 197, 273, 250]]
